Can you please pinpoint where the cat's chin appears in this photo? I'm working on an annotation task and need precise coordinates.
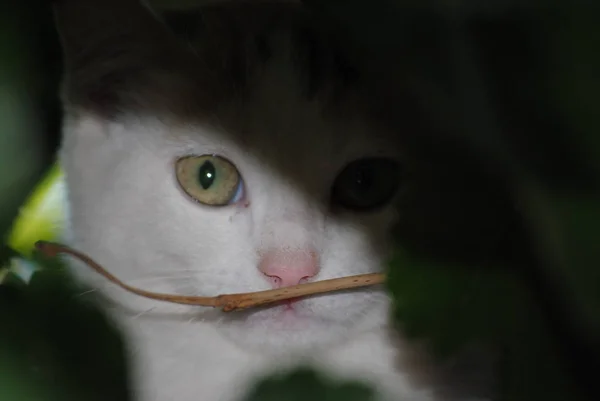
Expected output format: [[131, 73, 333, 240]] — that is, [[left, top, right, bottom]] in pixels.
[[217, 307, 337, 353], [214, 295, 389, 354], [246, 302, 323, 331]]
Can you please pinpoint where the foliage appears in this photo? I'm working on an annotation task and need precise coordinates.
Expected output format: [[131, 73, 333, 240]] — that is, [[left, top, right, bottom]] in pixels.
[[303, 0, 599, 400], [388, 249, 588, 401], [0, 268, 130, 401], [241, 369, 376, 401]]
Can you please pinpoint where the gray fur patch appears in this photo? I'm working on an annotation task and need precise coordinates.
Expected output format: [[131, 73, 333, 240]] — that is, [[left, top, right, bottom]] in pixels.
[[56, 0, 360, 120]]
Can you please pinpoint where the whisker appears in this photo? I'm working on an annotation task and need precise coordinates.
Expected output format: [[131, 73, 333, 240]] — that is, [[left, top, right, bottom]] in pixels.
[[37, 241, 386, 312], [74, 288, 97, 298], [126, 342, 145, 359], [147, 268, 200, 274], [133, 307, 157, 319], [121, 274, 198, 283]]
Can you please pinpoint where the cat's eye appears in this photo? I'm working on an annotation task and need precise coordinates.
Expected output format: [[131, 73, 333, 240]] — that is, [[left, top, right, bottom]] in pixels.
[[175, 155, 244, 206], [331, 157, 401, 212]]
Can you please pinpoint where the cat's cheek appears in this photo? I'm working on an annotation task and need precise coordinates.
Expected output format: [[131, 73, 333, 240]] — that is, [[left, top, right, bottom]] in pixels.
[[229, 200, 251, 223]]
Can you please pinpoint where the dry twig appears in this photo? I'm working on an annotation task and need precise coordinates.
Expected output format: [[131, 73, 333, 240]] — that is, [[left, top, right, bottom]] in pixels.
[[34, 241, 386, 312]]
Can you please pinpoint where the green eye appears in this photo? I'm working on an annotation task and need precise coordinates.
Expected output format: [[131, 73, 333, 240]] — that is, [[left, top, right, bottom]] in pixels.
[[331, 157, 401, 212], [175, 155, 244, 206]]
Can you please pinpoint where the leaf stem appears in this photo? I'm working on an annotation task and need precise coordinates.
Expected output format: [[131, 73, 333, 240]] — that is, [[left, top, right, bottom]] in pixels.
[[34, 241, 385, 312]]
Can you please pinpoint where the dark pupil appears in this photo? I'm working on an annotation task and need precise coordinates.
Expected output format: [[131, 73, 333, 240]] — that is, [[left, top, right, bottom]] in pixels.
[[332, 158, 400, 211], [198, 161, 216, 190], [354, 169, 373, 192]]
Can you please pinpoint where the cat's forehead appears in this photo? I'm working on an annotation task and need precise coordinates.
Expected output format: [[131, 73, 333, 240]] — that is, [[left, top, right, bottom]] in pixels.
[[57, 1, 366, 122], [195, 54, 399, 171], [58, 0, 403, 170], [163, 2, 359, 105], [161, 3, 401, 166]]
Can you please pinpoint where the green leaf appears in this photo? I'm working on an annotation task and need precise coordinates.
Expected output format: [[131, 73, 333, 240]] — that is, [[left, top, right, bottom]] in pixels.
[[387, 249, 589, 401], [0, 269, 132, 401], [519, 188, 600, 337], [0, 346, 64, 401], [241, 368, 375, 401]]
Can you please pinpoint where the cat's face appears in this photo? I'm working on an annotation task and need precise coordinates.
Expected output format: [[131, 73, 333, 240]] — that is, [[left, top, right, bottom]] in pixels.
[[57, 1, 404, 353]]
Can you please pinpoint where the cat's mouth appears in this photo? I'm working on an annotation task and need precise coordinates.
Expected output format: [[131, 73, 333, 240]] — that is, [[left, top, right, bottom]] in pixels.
[[277, 298, 302, 313], [34, 241, 385, 312], [282, 297, 301, 307]]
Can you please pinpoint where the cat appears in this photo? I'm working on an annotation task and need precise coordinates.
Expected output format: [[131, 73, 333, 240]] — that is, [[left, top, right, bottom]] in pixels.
[[54, 1, 494, 400]]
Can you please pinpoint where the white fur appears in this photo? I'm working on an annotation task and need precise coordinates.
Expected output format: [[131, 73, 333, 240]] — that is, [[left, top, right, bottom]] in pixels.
[[59, 39, 486, 401]]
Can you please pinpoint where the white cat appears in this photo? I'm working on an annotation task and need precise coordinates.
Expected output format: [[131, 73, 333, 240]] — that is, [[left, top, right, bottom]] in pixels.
[[55, 1, 493, 400]]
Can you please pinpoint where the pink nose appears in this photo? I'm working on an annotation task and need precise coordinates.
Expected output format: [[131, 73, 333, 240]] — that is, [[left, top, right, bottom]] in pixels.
[[258, 249, 319, 288]]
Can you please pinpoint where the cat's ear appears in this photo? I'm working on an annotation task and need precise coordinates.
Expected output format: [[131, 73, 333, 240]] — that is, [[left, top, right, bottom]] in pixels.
[[54, 0, 212, 118]]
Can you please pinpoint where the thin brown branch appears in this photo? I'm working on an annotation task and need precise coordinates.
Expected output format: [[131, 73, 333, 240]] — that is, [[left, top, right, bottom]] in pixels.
[[34, 241, 386, 312]]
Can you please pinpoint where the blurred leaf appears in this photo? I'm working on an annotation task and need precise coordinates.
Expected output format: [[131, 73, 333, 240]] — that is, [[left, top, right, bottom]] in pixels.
[[547, 4, 600, 177], [241, 368, 375, 401], [387, 249, 588, 401], [0, 268, 132, 401], [525, 4, 600, 346], [304, 0, 598, 191], [0, 342, 63, 401], [0, 0, 60, 236], [303, 1, 599, 400], [515, 185, 600, 401], [519, 188, 600, 336], [7, 163, 65, 258]]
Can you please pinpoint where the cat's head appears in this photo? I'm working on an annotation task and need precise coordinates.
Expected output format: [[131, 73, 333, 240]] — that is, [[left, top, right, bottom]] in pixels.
[[56, 0, 405, 353]]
